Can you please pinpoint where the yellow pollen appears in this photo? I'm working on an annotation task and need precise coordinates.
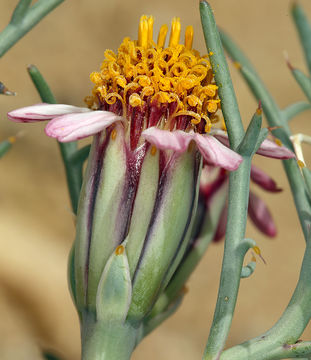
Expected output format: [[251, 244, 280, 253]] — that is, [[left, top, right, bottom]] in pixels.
[[209, 51, 214, 56], [274, 138, 282, 147], [169, 17, 181, 47], [157, 24, 168, 48], [150, 145, 157, 156], [184, 25, 194, 50], [251, 255, 257, 262], [138, 15, 149, 48], [253, 246, 261, 255], [8, 136, 16, 144], [86, 16, 220, 134], [129, 93, 143, 107], [115, 245, 124, 255], [111, 128, 117, 140], [298, 159, 305, 168]]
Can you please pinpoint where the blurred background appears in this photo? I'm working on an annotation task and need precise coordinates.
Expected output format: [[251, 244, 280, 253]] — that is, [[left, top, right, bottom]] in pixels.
[[0, 0, 311, 359]]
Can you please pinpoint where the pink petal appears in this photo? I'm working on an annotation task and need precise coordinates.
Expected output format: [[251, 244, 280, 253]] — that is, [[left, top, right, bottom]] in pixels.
[[7, 103, 90, 123], [45, 111, 123, 142], [256, 139, 295, 159], [250, 165, 282, 192], [194, 134, 243, 171], [211, 129, 295, 160], [142, 127, 193, 153], [248, 191, 277, 237]]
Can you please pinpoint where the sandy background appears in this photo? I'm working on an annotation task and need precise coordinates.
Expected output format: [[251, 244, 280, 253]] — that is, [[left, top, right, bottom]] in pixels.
[[1, 0, 311, 359]]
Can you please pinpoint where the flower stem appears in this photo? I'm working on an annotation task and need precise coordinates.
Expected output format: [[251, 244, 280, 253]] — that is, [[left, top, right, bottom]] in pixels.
[[81, 313, 138, 360], [0, 0, 64, 58], [27, 64, 82, 214]]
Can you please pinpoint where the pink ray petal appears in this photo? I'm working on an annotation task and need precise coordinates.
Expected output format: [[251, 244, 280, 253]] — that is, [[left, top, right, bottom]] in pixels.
[[250, 165, 282, 192], [194, 134, 243, 171], [7, 103, 90, 123], [211, 129, 295, 160], [255, 139, 295, 159], [45, 111, 123, 142], [142, 127, 193, 153], [248, 191, 277, 237]]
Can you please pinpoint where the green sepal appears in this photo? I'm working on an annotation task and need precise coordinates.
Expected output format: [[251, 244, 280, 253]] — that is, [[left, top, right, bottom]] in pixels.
[[127, 149, 200, 323], [96, 243, 132, 323], [290, 67, 311, 103], [283, 101, 311, 121], [238, 108, 262, 157], [68, 245, 78, 310], [69, 145, 91, 165], [292, 2, 311, 75], [0, 140, 12, 158]]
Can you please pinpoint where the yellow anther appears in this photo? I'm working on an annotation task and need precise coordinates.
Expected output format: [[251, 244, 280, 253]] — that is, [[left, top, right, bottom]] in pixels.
[[298, 159, 306, 168], [158, 77, 171, 91], [150, 145, 157, 156], [147, 16, 154, 44], [209, 51, 214, 56], [169, 17, 181, 47], [129, 93, 143, 107], [253, 246, 261, 255], [90, 72, 102, 85], [115, 245, 124, 255], [274, 138, 282, 147], [111, 128, 117, 140], [207, 100, 219, 113], [157, 24, 168, 48], [184, 25, 194, 50], [200, 84, 218, 97], [186, 95, 201, 108], [8, 136, 16, 144], [138, 15, 149, 48], [134, 75, 151, 87], [115, 76, 127, 88]]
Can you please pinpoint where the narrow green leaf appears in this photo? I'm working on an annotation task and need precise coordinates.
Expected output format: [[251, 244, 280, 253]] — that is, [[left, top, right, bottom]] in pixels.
[[27, 64, 56, 103], [0, 140, 12, 158], [69, 145, 91, 165], [290, 66, 311, 103], [11, 0, 32, 25], [292, 2, 311, 75], [283, 101, 311, 121], [302, 167, 311, 199], [200, 0, 244, 149], [238, 107, 262, 157], [96, 244, 132, 323]]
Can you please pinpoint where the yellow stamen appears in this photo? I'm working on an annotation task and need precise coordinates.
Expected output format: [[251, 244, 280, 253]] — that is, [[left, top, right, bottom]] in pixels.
[[129, 93, 143, 107], [111, 128, 117, 140], [115, 245, 124, 255], [157, 24, 168, 48], [274, 138, 282, 147], [253, 246, 261, 255], [147, 16, 154, 44], [169, 17, 181, 47], [138, 15, 148, 48], [150, 145, 157, 156], [184, 25, 194, 50], [209, 51, 214, 56]]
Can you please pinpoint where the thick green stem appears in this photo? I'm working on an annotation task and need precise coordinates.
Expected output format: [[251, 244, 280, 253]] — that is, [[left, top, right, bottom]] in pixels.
[[81, 313, 138, 360], [0, 0, 64, 57], [27, 65, 82, 214]]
